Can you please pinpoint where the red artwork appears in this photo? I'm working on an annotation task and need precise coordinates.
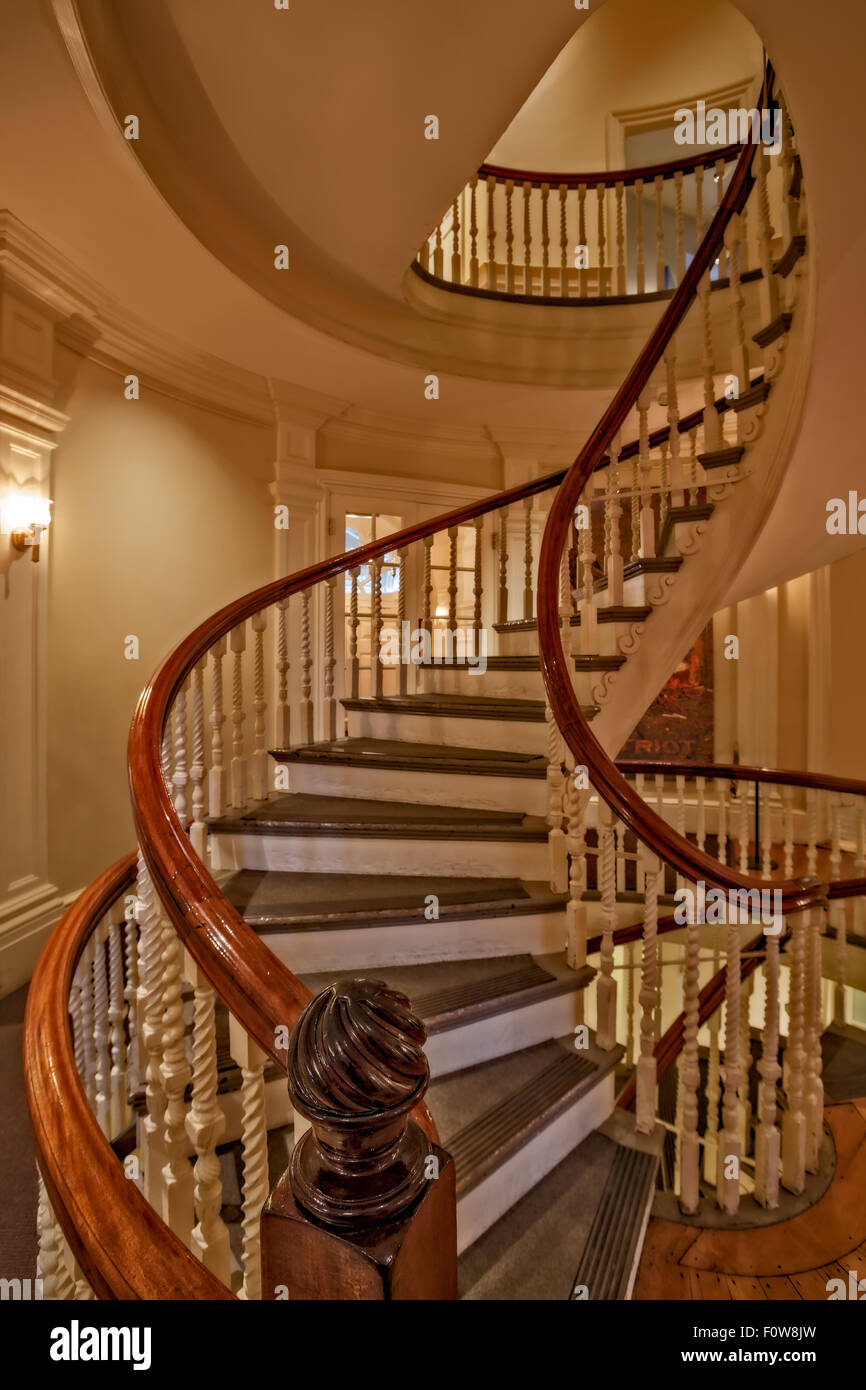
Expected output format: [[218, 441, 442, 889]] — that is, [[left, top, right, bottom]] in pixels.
[[619, 624, 714, 762]]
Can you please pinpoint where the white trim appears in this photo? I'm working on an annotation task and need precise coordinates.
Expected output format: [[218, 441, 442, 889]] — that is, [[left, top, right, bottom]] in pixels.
[[0, 883, 77, 997]]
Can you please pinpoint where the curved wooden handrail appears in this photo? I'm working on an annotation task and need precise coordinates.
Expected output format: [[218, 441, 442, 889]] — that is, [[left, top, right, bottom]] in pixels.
[[616, 758, 866, 798], [24, 855, 234, 1300], [536, 66, 821, 917], [479, 143, 741, 191]]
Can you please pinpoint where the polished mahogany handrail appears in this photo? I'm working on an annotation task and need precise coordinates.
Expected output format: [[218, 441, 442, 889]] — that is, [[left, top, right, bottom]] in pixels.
[[24, 855, 234, 1300], [616, 759, 866, 798], [536, 67, 821, 916], [479, 143, 741, 191]]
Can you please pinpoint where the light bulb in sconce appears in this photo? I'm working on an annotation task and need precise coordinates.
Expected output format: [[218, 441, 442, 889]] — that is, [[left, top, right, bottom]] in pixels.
[[0, 491, 53, 562]]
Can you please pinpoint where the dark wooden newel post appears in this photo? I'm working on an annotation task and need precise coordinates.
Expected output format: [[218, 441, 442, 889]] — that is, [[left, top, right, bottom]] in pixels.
[[261, 978, 457, 1300]]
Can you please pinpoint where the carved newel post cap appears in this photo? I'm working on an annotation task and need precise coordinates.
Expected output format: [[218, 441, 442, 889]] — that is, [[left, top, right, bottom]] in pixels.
[[287, 978, 433, 1229]]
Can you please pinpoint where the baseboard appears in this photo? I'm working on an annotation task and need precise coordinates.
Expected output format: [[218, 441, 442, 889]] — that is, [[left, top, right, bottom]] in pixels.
[[0, 882, 77, 998]]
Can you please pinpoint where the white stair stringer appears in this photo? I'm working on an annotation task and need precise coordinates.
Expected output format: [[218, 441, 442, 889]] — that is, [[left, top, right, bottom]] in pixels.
[[590, 250, 815, 759]]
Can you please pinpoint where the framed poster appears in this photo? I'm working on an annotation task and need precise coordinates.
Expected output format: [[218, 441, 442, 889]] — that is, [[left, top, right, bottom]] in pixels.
[[619, 624, 714, 762]]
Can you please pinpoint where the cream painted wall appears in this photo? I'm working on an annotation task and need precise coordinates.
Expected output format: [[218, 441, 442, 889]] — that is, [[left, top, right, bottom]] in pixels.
[[489, 0, 763, 172], [46, 348, 273, 895], [829, 547, 866, 781]]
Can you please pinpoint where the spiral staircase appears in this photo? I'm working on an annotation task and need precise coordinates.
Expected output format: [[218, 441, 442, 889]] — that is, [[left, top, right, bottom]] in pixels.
[[21, 64, 866, 1303]]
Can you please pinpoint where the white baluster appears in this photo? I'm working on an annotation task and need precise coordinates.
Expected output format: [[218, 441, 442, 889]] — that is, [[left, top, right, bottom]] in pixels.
[[189, 658, 208, 857], [596, 183, 606, 296], [634, 177, 645, 294], [136, 851, 167, 1209], [107, 909, 129, 1138], [523, 181, 532, 294], [505, 180, 515, 292], [275, 599, 291, 746], [717, 917, 743, 1213], [654, 175, 665, 291], [596, 802, 618, 1050], [577, 183, 588, 296], [565, 769, 588, 970], [806, 788, 818, 876], [523, 499, 534, 621], [540, 182, 551, 296], [804, 903, 825, 1172], [545, 704, 567, 893], [679, 913, 702, 1212], [172, 685, 188, 822], [324, 576, 337, 738], [782, 907, 807, 1194], [36, 1175, 74, 1300], [754, 928, 782, 1208], [184, 952, 231, 1284], [486, 174, 497, 290], [615, 181, 625, 295], [209, 639, 227, 817], [636, 845, 659, 1133], [250, 612, 268, 800], [229, 1019, 269, 1301], [606, 434, 624, 605], [782, 784, 794, 879], [497, 507, 510, 624], [637, 392, 654, 558], [300, 590, 314, 742], [559, 183, 569, 297], [78, 936, 96, 1108], [92, 922, 110, 1135], [469, 175, 479, 287], [230, 626, 247, 807], [159, 923, 194, 1245], [703, 946, 722, 1183]]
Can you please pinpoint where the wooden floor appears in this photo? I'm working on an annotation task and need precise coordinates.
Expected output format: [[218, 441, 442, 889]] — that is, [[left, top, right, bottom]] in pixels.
[[634, 1100, 866, 1300]]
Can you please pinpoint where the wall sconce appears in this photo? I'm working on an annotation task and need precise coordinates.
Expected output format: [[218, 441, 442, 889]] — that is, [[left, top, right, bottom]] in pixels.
[[0, 491, 53, 562]]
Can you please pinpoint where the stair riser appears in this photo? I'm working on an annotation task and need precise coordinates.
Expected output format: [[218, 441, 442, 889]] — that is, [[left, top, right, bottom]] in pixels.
[[456, 1068, 617, 1254], [346, 706, 547, 754], [495, 624, 626, 659], [427, 990, 583, 1078], [210, 831, 549, 878], [416, 666, 604, 705], [286, 760, 547, 815], [260, 907, 567, 972]]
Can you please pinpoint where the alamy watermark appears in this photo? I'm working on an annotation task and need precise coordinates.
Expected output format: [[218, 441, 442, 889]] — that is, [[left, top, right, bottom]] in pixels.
[[378, 621, 487, 675], [674, 881, 783, 935], [674, 101, 781, 156]]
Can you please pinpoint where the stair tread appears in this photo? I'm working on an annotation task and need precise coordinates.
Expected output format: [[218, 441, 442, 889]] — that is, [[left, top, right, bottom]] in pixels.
[[495, 606, 651, 633], [272, 737, 546, 777], [342, 692, 600, 721], [570, 1143, 659, 1299], [208, 791, 547, 838], [298, 952, 590, 1034], [430, 1035, 622, 1199], [219, 870, 566, 931], [458, 1131, 657, 1300]]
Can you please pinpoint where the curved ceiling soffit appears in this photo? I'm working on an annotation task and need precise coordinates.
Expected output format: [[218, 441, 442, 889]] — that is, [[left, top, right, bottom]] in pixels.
[[54, 0, 595, 385]]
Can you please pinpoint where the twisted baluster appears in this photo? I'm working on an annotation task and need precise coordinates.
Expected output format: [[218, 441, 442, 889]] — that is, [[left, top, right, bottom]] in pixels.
[[564, 768, 589, 970], [654, 175, 665, 291], [469, 175, 479, 287], [634, 177, 645, 294], [348, 568, 360, 699], [190, 658, 207, 856], [450, 195, 461, 283], [159, 921, 194, 1244], [230, 1021, 269, 1301], [596, 183, 606, 295], [596, 802, 618, 1050], [523, 181, 532, 293], [497, 506, 509, 624], [275, 599, 290, 748], [636, 844, 660, 1134], [615, 181, 625, 295], [324, 576, 338, 735], [473, 517, 483, 637], [523, 498, 534, 620], [107, 909, 129, 1137], [755, 929, 782, 1209], [251, 611, 268, 800], [717, 916, 743, 1213], [559, 183, 569, 296], [577, 183, 588, 296], [782, 907, 807, 1194], [185, 953, 231, 1283], [371, 558, 384, 699], [486, 175, 497, 290], [172, 684, 188, 822], [37, 1175, 74, 1300], [300, 590, 314, 742], [136, 850, 168, 1207], [92, 923, 110, 1135], [540, 183, 550, 295], [423, 536, 434, 631], [209, 638, 227, 817], [397, 552, 408, 698], [447, 526, 458, 630], [679, 913, 702, 1211], [504, 180, 515, 292], [545, 703, 567, 893], [230, 625, 247, 807], [804, 904, 825, 1172]]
